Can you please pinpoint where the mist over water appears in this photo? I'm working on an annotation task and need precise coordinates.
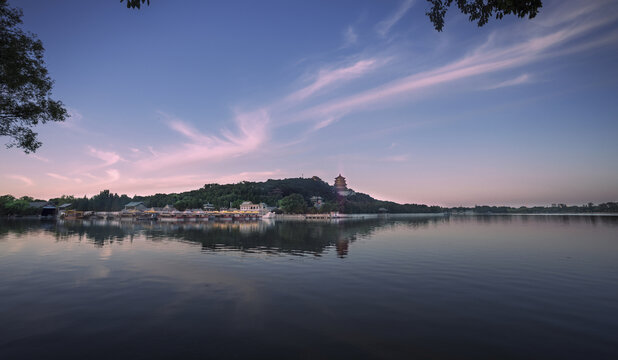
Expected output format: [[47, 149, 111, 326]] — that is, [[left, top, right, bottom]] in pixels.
[[1, 216, 617, 359]]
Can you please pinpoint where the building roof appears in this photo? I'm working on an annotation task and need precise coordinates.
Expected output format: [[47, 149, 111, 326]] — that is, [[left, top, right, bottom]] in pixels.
[[29, 201, 48, 208], [58, 203, 72, 208], [240, 201, 253, 205], [124, 201, 144, 207]]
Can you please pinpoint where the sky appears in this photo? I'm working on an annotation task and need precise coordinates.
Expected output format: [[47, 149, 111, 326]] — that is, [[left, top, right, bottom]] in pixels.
[[1, 0, 618, 207]]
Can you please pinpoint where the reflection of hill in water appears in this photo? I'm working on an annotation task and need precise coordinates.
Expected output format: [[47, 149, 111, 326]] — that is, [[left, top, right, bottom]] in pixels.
[[4, 215, 614, 257], [0, 217, 448, 257]]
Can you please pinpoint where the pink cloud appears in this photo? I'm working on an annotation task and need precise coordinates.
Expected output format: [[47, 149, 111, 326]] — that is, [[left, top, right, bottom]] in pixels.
[[135, 109, 270, 171], [105, 169, 120, 182], [87, 146, 121, 167], [297, 12, 616, 124], [46, 173, 82, 183], [383, 154, 408, 162], [5, 175, 33, 186]]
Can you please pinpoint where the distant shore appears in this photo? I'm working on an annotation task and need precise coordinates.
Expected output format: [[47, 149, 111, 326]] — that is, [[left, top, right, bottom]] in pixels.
[[5, 212, 618, 222]]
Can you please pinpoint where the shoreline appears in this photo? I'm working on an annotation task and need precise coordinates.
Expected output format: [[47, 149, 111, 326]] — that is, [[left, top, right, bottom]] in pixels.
[[4, 212, 618, 222]]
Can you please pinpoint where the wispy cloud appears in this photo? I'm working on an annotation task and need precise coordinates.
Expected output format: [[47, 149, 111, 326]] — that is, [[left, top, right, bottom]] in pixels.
[[6, 175, 33, 186], [314, 116, 340, 130], [376, 0, 414, 37], [298, 9, 617, 125], [46, 173, 70, 181], [343, 25, 358, 47], [60, 108, 83, 128], [383, 154, 408, 162], [29, 154, 50, 163], [46, 173, 82, 183], [286, 58, 382, 103], [106, 169, 120, 182], [87, 146, 121, 167], [136, 109, 270, 171], [58, 108, 93, 135], [485, 74, 533, 90], [163, 112, 216, 144]]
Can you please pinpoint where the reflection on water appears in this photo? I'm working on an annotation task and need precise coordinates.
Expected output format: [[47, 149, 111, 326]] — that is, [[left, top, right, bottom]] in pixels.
[[2, 216, 452, 257], [1, 215, 617, 359], [3, 215, 616, 258]]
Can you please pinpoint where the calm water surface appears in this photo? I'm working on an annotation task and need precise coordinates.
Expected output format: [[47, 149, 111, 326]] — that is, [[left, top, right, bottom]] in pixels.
[[1, 215, 617, 359]]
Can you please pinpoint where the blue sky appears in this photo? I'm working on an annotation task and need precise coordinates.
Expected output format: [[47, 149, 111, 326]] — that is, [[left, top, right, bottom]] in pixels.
[[2, 0, 618, 206]]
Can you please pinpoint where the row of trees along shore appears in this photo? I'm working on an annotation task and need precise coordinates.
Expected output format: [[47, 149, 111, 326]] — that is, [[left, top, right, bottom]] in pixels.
[[1, 177, 616, 216]]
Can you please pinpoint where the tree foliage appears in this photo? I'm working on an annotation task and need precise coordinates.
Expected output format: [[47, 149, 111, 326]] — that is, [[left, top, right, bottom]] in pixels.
[[49, 190, 131, 212], [426, 0, 543, 31], [279, 193, 308, 214], [121, 0, 150, 9], [0, 0, 67, 153], [120, 0, 543, 32], [0, 195, 39, 215]]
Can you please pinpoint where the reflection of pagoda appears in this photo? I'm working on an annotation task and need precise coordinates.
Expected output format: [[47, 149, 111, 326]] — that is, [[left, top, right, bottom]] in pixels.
[[334, 174, 353, 196]]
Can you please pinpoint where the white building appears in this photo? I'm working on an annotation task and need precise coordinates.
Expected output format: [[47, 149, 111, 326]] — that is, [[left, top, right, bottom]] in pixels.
[[239, 201, 268, 215]]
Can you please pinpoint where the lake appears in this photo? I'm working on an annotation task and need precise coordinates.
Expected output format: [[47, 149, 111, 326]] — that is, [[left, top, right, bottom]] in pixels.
[[1, 215, 617, 359]]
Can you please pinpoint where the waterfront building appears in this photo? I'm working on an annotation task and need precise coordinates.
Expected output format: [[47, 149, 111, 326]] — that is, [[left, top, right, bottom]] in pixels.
[[41, 204, 57, 217], [239, 201, 268, 215], [29, 201, 48, 209], [124, 201, 147, 212], [203, 203, 215, 211]]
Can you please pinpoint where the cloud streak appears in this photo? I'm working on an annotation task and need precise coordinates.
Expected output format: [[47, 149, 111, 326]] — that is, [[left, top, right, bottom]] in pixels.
[[343, 25, 358, 47], [47, 173, 83, 183], [6, 175, 33, 186], [296, 9, 617, 125], [286, 58, 381, 103], [88, 147, 121, 167], [485, 74, 533, 90], [376, 0, 414, 37], [135, 109, 270, 171]]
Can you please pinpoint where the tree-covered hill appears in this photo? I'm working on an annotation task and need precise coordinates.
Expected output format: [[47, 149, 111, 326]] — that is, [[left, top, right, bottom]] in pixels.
[[5, 176, 614, 216], [31, 176, 441, 214]]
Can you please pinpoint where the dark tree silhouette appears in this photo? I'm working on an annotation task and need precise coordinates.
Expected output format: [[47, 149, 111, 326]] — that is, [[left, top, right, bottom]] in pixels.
[[121, 0, 543, 32], [0, 0, 67, 153], [427, 0, 543, 31], [122, 0, 150, 9]]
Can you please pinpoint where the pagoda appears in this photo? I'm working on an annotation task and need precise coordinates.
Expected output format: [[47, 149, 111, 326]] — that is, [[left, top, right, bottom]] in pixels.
[[334, 174, 352, 196], [334, 174, 347, 191]]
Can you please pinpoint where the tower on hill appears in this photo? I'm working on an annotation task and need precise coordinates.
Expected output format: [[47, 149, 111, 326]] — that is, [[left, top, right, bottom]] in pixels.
[[334, 174, 353, 196]]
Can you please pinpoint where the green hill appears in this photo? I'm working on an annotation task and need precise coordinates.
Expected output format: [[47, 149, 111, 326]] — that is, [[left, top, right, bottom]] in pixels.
[[42, 176, 442, 214]]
